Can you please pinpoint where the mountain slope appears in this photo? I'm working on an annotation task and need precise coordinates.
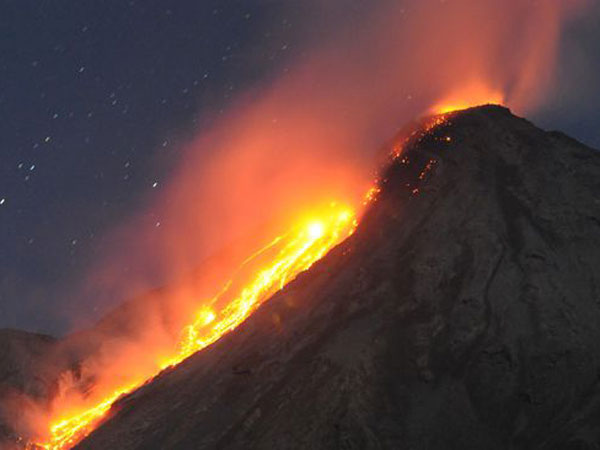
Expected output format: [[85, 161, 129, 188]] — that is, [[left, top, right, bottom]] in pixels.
[[72, 105, 600, 449], [0, 329, 62, 443]]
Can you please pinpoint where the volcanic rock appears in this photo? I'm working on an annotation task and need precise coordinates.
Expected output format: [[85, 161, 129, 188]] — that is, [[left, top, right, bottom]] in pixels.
[[19, 105, 600, 449], [77, 105, 600, 450]]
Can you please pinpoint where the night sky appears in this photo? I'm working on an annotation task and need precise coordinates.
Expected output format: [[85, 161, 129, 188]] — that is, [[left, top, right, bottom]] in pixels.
[[1, 1, 599, 335]]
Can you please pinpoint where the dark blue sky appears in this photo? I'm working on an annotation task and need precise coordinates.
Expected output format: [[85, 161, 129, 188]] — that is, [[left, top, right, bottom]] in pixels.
[[0, 1, 598, 335], [0, 0, 308, 333]]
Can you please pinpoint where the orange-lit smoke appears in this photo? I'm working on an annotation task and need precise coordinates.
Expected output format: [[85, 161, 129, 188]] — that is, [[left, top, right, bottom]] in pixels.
[[78, 0, 586, 315], [14, 0, 589, 446]]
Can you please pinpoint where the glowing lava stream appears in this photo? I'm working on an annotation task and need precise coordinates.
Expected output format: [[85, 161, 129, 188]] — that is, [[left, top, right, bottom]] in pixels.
[[32, 103, 492, 449], [32, 203, 357, 450]]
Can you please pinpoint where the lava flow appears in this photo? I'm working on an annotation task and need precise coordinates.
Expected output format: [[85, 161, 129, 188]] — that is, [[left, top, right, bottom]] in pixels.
[[30, 102, 492, 450], [30, 203, 357, 450]]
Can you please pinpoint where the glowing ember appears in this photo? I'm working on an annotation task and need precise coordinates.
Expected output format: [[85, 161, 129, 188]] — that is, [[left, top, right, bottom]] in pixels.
[[31, 203, 356, 450], [363, 186, 381, 205]]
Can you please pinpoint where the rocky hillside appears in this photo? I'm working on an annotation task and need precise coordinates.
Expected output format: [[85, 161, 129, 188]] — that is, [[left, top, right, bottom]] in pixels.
[[0, 329, 60, 443], [73, 105, 600, 450]]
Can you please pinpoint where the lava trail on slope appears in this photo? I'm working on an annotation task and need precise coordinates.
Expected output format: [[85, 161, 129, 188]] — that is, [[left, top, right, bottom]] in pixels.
[[73, 105, 600, 450]]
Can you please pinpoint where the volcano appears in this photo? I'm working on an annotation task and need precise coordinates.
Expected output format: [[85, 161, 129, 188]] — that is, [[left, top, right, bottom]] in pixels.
[[3, 105, 600, 449]]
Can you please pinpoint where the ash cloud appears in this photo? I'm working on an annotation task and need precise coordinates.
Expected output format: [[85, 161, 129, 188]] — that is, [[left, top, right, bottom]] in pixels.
[[76, 0, 586, 319]]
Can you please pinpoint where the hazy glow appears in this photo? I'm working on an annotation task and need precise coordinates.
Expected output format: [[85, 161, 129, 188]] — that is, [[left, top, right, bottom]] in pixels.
[[16, 0, 589, 448], [430, 80, 506, 114], [32, 204, 356, 449]]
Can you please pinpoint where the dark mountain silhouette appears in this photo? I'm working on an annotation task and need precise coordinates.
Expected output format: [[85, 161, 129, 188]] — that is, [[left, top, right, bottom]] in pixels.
[[66, 105, 600, 450], [1, 105, 599, 449], [0, 329, 61, 444]]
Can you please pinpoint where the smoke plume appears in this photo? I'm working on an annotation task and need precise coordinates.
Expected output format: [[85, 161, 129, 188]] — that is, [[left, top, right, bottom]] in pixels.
[[20, 0, 590, 443]]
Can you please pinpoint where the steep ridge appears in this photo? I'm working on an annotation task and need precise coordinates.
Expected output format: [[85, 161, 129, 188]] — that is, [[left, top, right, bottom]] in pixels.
[[74, 105, 600, 450]]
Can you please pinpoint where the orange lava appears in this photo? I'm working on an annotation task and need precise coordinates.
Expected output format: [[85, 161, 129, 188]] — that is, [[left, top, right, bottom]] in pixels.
[[29, 101, 496, 450], [31, 203, 357, 450]]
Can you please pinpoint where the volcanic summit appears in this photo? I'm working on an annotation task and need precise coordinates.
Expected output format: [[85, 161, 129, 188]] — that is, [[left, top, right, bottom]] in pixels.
[[3, 105, 600, 450]]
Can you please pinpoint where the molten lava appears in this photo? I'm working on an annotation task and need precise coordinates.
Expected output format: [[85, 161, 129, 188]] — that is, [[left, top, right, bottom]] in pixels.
[[31, 203, 356, 450], [173, 204, 356, 364], [14, 0, 586, 444], [29, 101, 494, 450]]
